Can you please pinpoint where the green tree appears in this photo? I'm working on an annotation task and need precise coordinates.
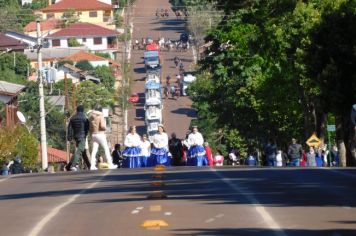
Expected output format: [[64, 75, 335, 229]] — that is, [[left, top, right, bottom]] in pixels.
[[75, 60, 94, 71], [67, 38, 82, 47], [76, 80, 114, 110], [60, 8, 79, 28], [94, 65, 116, 92]]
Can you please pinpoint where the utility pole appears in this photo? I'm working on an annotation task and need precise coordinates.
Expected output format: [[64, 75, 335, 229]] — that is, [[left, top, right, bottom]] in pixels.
[[36, 19, 48, 171], [121, 3, 129, 142], [64, 72, 70, 163]]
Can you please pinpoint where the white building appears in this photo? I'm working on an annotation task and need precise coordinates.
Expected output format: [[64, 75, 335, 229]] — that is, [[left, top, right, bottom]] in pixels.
[[46, 22, 118, 52]]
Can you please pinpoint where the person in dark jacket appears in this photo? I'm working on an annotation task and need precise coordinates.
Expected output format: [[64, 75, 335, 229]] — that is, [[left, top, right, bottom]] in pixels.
[[264, 139, 277, 166], [112, 144, 123, 168], [65, 105, 90, 171], [169, 133, 184, 166], [9, 157, 24, 174], [288, 138, 302, 166]]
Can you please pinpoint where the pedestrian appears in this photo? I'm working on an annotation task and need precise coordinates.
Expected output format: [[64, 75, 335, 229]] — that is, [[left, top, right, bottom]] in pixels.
[[187, 126, 208, 166], [164, 83, 169, 99], [166, 75, 171, 84], [1, 162, 9, 176], [66, 105, 91, 171], [316, 149, 325, 167], [245, 153, 257, 166], [9, 156, 24, 174], [170, 85, 176, 99], [174, 56, 180, 67], [122, 126, 142, 168], [288, 138, 302, 167], [228, 149, 240, 166], [307, 147, 317, 167], [140, 134, 151, 167], [276, 150, 283, 167], [148, 124, 170, 166], [213, 150, 224, 166], [169, 133, 184, 166], [89, 105, 117, 170], [204, 142, 214, 167], [330, 145, 339, 167], [112, 144, 123, 168], [264, 139, 277, 166]]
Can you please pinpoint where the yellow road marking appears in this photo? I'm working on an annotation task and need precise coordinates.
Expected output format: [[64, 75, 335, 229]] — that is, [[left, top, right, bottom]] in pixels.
[[149, 205, 162, 212], [141, 220, 169, 230]]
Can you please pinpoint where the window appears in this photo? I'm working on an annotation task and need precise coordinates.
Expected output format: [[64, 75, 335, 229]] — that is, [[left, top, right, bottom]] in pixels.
[[52, 39, 60, 47], [89, 11, 97, 17], [93, 37, 102, 45], [82, 38, 86, 42], [46, 13, 54, 19]]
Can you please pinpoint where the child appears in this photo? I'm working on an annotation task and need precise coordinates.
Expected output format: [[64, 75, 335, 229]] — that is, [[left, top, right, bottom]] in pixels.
[[213, 151, 224, 166]]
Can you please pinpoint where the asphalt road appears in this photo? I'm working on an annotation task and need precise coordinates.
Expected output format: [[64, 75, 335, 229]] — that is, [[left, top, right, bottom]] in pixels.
[[128, 0, 196, 139], [0, 167, 355, 236]]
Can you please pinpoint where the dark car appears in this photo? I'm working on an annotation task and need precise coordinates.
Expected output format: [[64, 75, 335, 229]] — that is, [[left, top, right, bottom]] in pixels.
[[180, 33, 189, 43]]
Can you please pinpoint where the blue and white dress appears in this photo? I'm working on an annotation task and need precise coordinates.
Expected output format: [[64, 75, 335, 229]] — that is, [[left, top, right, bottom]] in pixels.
[[140, 140, 151, 167], [187, 132, 208, 166], [148, 132, 171, 167], [122, 133, 143, 168]]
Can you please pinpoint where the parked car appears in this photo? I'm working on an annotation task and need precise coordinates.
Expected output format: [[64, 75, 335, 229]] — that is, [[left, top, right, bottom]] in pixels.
[[128, 93, 139, 103]]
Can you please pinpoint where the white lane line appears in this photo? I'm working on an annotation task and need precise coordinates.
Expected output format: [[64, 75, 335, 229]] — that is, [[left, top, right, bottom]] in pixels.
[[28, 170, 111, 236], [205, 218, 215, 223], [342, 206, 351, 209], [215, 213, 224, 218], [0, 177, 10, 183], [164, 212, 172, 216], [136, 206, 144, 210], [131, 210, 140, 214], [211, 169, 287, 236]]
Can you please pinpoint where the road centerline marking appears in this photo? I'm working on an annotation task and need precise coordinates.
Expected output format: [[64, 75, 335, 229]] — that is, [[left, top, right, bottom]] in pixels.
[[28, 170, 111, 236]]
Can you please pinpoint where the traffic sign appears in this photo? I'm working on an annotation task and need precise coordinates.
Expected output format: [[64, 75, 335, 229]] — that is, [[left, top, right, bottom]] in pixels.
[[327, 125, 336, 132], [306, 133, 322, 147]]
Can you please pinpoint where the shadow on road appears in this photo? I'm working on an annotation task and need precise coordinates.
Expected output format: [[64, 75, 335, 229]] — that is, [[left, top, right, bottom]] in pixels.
[[1, 169, 355, 209], [171, 228, 356, 236], [170, 108, 197, 118], [133, 67, 146, 74]]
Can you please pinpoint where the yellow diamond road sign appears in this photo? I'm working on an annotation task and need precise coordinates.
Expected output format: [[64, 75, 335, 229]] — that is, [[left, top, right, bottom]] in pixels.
[[306, 133, 322, 147]]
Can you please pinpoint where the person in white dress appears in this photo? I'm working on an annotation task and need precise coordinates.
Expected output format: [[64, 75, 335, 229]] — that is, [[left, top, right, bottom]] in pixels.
[[140, 134, 151, 167], [148, 124, 171, 166], [122, 126, 142, 168], [187, 126, 208, 166]]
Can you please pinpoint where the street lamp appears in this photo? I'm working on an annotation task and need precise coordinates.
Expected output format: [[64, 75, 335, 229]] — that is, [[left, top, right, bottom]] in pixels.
[[16, 111, 33, 133]]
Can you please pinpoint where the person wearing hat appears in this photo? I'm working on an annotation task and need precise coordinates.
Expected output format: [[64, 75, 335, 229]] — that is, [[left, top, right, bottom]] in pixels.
[[122, 126, 142, 168], [187, 126, 208, 166], [148, 124, 171, 166]]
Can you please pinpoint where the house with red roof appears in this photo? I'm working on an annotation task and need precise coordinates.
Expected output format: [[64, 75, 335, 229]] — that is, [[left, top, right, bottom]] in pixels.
[[36, 0, 115, 29], [24, 19, 61, 37], [46, 22, 118, 52]]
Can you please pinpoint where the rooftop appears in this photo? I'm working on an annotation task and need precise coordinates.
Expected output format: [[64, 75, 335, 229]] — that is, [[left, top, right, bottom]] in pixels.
[[47, 22, 118, 38], [24, 19, 60, 32], [24, 47, 87, 61], [0, 33, 28, 51], [38, 145, 67, 163], [40, 0, 112, 12], [47, 96, 66, 107], [0, 81, 26, 96], [64, 51, 108, 62]]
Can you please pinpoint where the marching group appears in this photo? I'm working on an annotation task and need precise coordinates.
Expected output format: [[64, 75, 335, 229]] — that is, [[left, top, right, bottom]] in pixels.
[[63, 104, 211, 171]]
